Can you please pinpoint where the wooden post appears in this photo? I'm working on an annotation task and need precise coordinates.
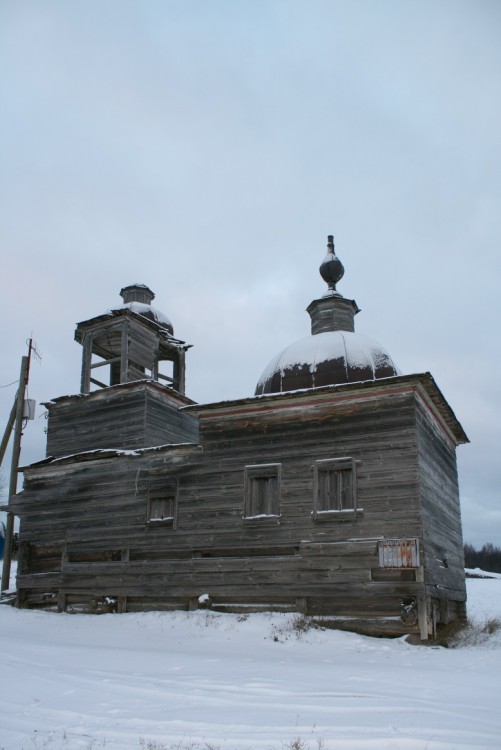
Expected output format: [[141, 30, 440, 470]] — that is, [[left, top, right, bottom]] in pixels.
[[1, 355, 29, 592], [172, 356, 179, 392], [177, 350, 186, 395], [80, 332, 93, 394], [296, 597, 307, 615], [57, 543, 69, 612], [418, 594, 429, 641], [14, 541, 30, 608], [118, 549, 130, 613], [120, 320, 129, 384], [432, 601, 437, 639]]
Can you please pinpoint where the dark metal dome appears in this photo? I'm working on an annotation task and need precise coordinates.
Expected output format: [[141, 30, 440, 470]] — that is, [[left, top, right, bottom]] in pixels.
[[255, 330, 399, 394], [115, 284, 174, 334], [254, 235, 400, 395]]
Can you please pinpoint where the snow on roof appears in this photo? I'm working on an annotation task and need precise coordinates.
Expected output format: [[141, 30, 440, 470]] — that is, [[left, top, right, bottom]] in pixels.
[[21, 443, 202, 470], [256, 330, 399, 388], [109, 301, 173, 330]]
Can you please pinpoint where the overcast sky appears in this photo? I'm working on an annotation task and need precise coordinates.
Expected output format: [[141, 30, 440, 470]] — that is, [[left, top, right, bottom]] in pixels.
[[1, 0, 500, 546]]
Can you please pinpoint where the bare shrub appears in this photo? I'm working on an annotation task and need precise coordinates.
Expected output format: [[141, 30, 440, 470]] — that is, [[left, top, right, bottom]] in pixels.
[[139, 740, 219, 750], [271, 614, 321, 642], [281, 732, 325, 749], [484, 618, 501, 635], [445, 617, 501, 648], [283, 739, 307, 750], [291, 615, 312, 635]]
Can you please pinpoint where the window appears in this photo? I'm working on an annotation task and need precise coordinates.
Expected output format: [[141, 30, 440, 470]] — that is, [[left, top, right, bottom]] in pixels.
[[147, 479, 177, 526], [148, 496, 175, 522], [244, 464, 281, 518], [313, 457, 358, 519]]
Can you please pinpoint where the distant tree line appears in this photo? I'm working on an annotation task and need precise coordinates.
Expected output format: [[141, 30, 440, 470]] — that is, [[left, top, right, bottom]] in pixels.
[[464, 543, 501, 573]]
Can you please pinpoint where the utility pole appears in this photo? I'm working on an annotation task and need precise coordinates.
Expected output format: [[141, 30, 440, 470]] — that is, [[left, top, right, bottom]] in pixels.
[[1, 347, 32, 592], [0, 401, 18, 468]]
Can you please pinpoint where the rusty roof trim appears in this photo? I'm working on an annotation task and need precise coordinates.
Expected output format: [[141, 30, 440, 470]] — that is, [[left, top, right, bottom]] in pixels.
[[183, 372, 469, 445]]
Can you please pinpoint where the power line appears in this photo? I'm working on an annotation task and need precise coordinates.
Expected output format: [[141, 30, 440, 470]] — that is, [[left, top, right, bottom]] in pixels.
[[0, 380, 19, 389]]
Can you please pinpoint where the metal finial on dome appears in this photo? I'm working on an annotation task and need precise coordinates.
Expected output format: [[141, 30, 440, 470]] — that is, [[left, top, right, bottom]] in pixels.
[[319, 235, 344, 297]]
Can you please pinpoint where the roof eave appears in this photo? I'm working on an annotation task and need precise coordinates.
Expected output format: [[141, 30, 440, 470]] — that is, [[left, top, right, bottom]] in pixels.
[[182, 372, 469, 446]]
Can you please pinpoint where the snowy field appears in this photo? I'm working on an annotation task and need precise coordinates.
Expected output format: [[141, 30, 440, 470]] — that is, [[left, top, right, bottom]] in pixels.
[[1, 571, 500, 750]]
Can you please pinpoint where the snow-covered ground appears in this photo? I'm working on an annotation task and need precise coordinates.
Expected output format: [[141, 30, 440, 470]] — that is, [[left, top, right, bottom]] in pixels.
[[1, 570, 500, 750]]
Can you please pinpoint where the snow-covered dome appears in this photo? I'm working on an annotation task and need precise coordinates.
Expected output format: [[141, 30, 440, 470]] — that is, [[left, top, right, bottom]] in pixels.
[[254, 235, 400, 396], [116, 300, 174, 334], [113, 284, 174, 334], [255, 330, 398, 394]]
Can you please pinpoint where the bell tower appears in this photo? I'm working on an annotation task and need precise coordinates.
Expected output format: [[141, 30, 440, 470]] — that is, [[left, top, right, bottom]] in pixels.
[[75, 284, 190, 395], [43, 284, 198, 458]]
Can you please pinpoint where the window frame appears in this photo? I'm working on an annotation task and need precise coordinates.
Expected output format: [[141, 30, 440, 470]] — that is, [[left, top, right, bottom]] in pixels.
[[146, 478, 178, 528], [243, 463, 282, 520], [312, 457, 359, 521]]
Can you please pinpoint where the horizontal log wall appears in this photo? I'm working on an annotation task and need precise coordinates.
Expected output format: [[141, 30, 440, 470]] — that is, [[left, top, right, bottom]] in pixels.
[[415, 398, 466, 612], [145, 389, 199, 445], [15, 390, 433, 632], [45, 384, 198, 457]]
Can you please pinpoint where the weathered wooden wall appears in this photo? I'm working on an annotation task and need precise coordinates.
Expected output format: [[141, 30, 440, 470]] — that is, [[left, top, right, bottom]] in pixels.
[[415, 392, 466, 624], [11, 376, 467, 638], [14, 383, 448, 635], [45, 382, 198, 458]]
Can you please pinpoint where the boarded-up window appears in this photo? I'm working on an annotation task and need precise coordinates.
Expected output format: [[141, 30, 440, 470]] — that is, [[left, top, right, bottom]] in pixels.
[[148, 496, 175, 522], [313, 458, 357, 517], [244, 464, 281, 518], [378, 539, 420, 568], [147, 478, 178, 526]]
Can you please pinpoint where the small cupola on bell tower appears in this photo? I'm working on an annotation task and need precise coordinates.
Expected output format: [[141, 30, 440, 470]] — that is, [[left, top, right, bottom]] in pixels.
[[120, 283, 155, 306], [75, 284, 191, 395]]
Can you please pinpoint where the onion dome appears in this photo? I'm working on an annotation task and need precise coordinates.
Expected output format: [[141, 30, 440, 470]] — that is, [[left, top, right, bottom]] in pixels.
[[115, 284, 174, 334], [255, 236, 399, 395]]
